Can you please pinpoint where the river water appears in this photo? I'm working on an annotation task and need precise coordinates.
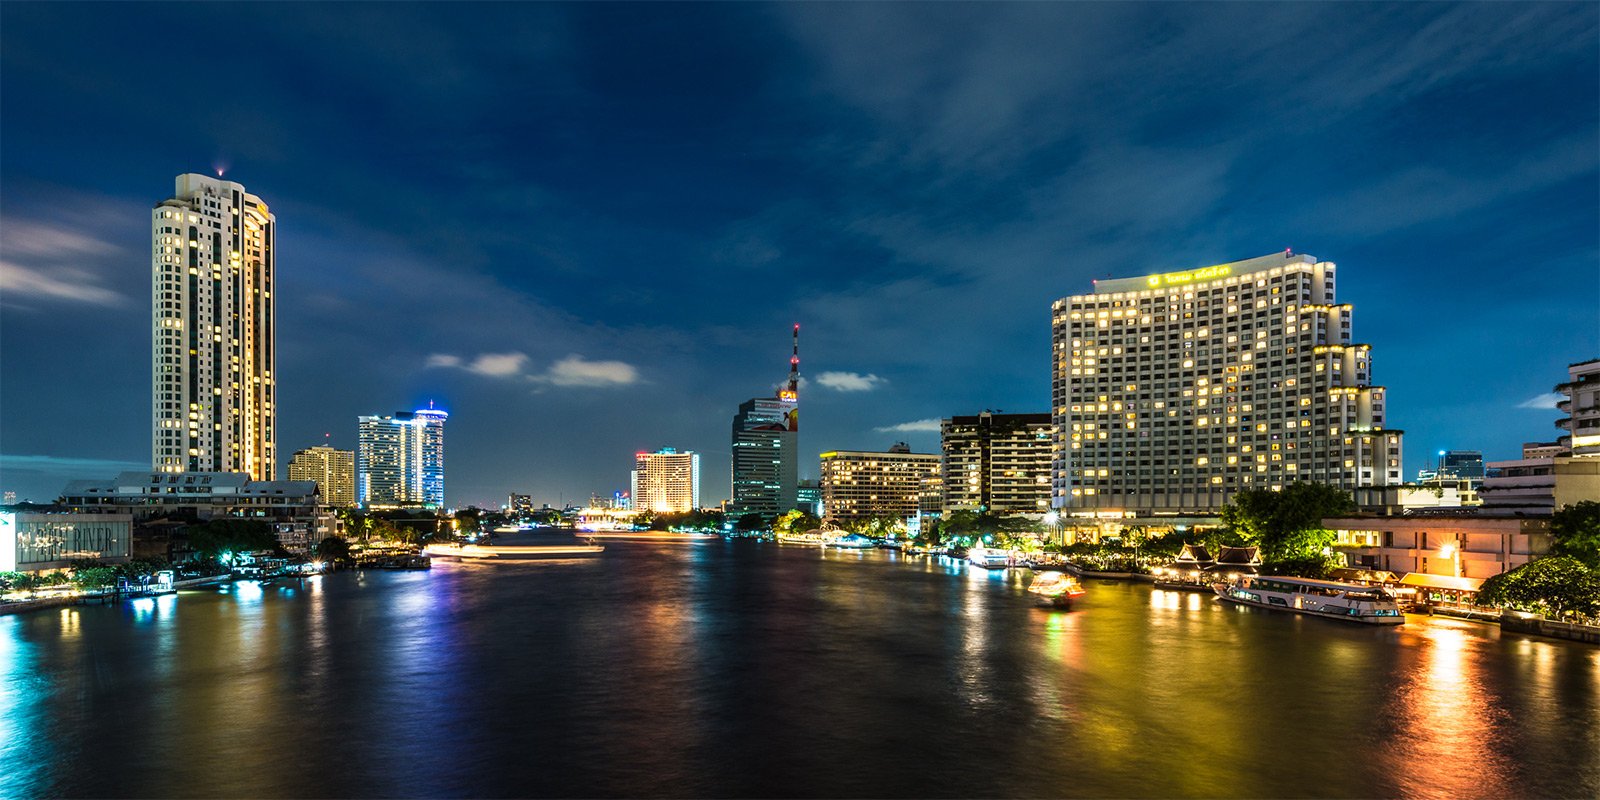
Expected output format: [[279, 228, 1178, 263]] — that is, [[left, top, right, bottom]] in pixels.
[[3, 537, 1598, 799]]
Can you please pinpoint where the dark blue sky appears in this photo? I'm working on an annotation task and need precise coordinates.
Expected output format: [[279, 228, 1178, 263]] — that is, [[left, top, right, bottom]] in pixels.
[[2, 3, 1596, 507]]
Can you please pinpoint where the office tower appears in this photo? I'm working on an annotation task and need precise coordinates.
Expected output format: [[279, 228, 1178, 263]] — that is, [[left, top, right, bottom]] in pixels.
[[357, 406, 448, 508], [819, 444, 940, 523], [796, 479, 822, 517], [287, 445, 356, 507], [1050, 251, 1404, 513], [941, 412, 1054, 514], [152, 173, 276, 478], [631, 448, 700, 514], [1436, 450, 1486, 480], [730, 325, 801, 520]]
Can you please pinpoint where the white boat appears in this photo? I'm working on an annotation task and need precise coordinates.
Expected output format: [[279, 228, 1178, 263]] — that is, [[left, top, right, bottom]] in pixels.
[[423, 543, 604, 561], [1213, 575, 1404, 625], [967, 547, 1011, 569], [776, 529, 826, 545]]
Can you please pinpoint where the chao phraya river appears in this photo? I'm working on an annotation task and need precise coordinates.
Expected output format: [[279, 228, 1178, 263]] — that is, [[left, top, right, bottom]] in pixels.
[[3, 536, 1598, 798]]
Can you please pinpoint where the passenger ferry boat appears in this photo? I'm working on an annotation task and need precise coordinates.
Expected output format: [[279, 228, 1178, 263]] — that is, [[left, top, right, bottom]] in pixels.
[[1027, 571, 1086, 607], [1213, 575, 1404, 625], [423, 543, 604, 561], [775, 530, 825, 545]]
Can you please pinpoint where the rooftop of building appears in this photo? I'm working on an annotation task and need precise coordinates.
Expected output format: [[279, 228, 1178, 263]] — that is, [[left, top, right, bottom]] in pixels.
[[1073, 250, 1320, 297], [944, 412, 1053, 426], [819, 447, 939, 458], [61, 472, 319, 497]]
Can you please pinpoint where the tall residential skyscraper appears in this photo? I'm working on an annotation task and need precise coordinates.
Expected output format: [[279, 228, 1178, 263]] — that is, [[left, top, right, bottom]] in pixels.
[[1051, 251, 1404, 513], [631, 448, 700, 514], [152, 173, 276, 478], [287, 445, 357, 507], [819, 445, 940, 523], [730, 325, 801, 520], [357, 407, 447, 508], [940, 412, 1055, 514]]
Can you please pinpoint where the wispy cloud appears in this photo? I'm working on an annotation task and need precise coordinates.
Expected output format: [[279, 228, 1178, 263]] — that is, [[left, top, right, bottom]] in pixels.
[[0, 453, 147, 476], [0, 217, 129, 306], [0, 261, 125, 306], [874, 418, 941, 433], [1517, 393, 1563, 410], [424, 351, 529, 377], [534, 354, 639, 388], [816, 371, 886, 392]]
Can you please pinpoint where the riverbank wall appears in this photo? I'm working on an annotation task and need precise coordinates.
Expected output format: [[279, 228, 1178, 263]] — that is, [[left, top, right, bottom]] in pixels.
[[1500, 613, 1600, 645], [0, 595, 81, 616]]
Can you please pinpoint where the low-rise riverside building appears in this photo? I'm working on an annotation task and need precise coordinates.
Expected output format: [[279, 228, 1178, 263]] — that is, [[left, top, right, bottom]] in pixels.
[[58, 471, 337, 555], [0, 509, 133, 573], [1326, 514, 1551, 581]]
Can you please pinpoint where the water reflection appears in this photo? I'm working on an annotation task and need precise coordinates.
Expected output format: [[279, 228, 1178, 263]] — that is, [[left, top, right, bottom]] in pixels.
[[2, 546, 1597, 799], [1383, 623, 1514, 798]]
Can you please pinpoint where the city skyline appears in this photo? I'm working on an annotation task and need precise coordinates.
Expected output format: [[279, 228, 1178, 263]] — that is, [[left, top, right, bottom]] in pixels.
[[2, 4, 1597, 508]]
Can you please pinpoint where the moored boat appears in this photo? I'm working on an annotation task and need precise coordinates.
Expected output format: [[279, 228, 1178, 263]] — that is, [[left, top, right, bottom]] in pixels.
[[776, 529, 827, 545], [1213, 574, 1404, 625], [828, 533, 876, 550], [1027, 571, 1086, 607], [967, 547, 1011, 569]]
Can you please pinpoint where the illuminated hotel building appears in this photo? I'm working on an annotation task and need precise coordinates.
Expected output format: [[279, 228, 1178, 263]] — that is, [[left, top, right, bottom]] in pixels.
[[730, 325, 802, 520], [941, 412, 1054, 514], [819, 444, 940, 523], [152, 174, 276, 478], [632, 448, 701, 514], [287, 445, 357, 507], [357, 407, 447, 508], [1051, 251, 1403, 514]]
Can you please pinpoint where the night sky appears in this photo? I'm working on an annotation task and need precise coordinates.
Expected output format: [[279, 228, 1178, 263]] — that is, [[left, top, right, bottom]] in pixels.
[[1, 3, 1596, 507]]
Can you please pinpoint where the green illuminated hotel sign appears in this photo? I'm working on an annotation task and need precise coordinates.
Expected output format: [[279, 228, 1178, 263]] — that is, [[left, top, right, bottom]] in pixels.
[[1144, 264, 1231, 288]]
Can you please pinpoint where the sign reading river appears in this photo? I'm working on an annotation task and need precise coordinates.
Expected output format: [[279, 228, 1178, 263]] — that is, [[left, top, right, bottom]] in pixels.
[[1144, 263, 1232, 288]]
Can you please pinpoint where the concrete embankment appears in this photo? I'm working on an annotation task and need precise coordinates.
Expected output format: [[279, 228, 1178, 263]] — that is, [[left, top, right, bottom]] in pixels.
[[1499, 613, 1600, 645], [172, 575, 232, 590], [0, 595, 82, 616], [0, 574, 233, 617], [1047, 563, 1156, 582]]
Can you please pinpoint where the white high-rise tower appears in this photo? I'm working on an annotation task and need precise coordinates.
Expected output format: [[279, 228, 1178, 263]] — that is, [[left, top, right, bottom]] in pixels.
[[152, 174, 276, 478]]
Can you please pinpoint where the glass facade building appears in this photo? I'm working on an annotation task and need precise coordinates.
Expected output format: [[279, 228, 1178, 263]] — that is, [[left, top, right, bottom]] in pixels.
[[0, 511, 132, 573], [357, 408, 447, 508], [730, 397, 798, 521]]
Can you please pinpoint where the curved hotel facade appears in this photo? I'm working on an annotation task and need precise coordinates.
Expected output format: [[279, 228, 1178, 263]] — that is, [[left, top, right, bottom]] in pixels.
[[1051, 251, 1403, 514]]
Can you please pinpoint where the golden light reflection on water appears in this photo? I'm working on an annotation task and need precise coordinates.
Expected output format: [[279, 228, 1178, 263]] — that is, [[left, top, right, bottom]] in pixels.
[[56, 607, 80, 638], [1385, 621, 1514, 798]]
